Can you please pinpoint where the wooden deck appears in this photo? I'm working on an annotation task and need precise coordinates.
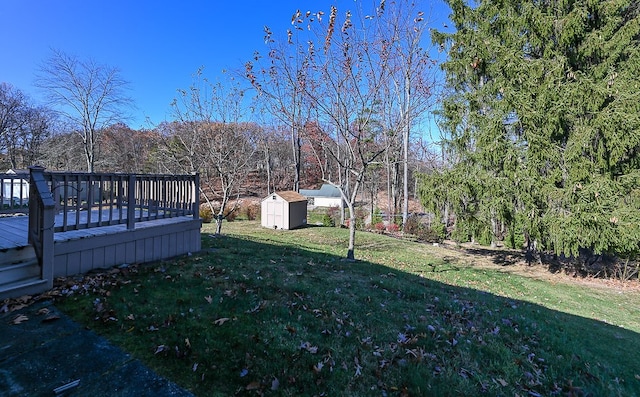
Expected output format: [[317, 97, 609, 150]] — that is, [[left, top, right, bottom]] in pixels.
[[0, 211, 199, 250], [0, 169, 201, 300], [0, 216, 29, 250]]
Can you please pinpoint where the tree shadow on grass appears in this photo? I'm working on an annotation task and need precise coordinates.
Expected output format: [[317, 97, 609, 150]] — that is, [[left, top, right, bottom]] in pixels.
[[53, 231, 640, 397], [192, 233, 640, 395]]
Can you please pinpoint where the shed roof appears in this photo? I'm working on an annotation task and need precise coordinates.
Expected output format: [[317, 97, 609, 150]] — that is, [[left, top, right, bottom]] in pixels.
[[271, 191, 308, 203]]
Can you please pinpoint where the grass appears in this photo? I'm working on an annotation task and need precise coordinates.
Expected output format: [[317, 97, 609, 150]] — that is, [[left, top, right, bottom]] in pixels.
[[56, 221, 640, 396]]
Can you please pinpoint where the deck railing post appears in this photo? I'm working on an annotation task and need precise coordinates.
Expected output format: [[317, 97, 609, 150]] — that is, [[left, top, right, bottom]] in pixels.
[[28, 165, 55, 290], [127, 174, 136, 230], [193, 172, 200, 220]]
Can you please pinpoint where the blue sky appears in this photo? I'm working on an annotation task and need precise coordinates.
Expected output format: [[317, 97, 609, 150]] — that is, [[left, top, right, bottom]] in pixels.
[[0, 0, 451, 129]]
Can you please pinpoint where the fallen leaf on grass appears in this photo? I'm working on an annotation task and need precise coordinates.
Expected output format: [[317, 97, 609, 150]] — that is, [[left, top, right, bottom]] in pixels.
[[246, 301, 266, 314], [204, 295, 213, 304], [354, 360, 363, 377], [245, 381, 261, 390], [494, 378, 508, 387], [15, 295, 32, 304], [36, 308, 50, 316], [299, 341, 318, 353], [9, 303, 27, 312], [271, 378, 279, 391], [0, 303, 8, 313], [214, 317, 230, 326], [11, 314, 29, 325], [42, 315, 60, 323]]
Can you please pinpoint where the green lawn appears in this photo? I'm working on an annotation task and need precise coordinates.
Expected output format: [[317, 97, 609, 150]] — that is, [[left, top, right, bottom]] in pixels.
[[57, 221, 640, 396]]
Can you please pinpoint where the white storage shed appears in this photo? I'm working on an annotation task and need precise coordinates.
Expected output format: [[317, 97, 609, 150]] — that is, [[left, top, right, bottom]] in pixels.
[[261, 191, 308, 230]]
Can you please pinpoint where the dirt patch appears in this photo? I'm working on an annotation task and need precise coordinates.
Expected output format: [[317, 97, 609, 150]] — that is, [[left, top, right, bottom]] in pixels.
[[427, 240, 640, 292]]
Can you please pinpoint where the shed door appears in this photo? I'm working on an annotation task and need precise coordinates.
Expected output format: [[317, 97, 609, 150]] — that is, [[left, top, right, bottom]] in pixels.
[[266, 200, 284, 228]]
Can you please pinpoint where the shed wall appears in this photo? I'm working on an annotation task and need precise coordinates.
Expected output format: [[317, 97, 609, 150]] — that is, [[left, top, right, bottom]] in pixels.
[[287, 201, 307, 229]]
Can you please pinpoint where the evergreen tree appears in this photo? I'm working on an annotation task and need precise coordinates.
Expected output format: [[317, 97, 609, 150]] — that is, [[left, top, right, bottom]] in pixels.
[[426, 0, 640, 259]]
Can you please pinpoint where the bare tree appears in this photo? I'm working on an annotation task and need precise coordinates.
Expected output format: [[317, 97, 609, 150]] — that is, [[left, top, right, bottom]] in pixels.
[[161, 69, 258, 235], [372, 2, 437, 227], [38, 131, 85, 171], [245, 34, 312, 192], [98, 123, 161, 172], [0, 83, 54, 169], [36, 49, 132, 172], [296, 5, 396, 260]]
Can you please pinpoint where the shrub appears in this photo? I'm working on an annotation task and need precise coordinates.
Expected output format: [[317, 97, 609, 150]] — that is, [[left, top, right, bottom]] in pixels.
[[371, 208, 383, 226], [322, 213, 335, 227], [404, 214, 424, 236], [386, 223, 400, 233], [404, 214, 445, 243], [225, 207, 238, 222], [326, 206, 342, 227], [199, 204, 214, 223], [245, 203, 260, 220], [374, 222, 386, 231], [355, 207, 368, 231], [430, 222, 446, 241]]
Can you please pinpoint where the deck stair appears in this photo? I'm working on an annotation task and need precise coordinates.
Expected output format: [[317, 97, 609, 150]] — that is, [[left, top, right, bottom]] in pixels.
[[0, 245, 47, 300]]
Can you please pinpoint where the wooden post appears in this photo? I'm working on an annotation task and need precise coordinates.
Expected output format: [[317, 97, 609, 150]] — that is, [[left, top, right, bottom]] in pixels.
[[28, 166, 55, 290], [193, 172, 200, 220], [127, 174, 136, 230]]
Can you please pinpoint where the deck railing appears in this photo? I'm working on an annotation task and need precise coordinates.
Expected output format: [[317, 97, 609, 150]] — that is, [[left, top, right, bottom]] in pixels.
[[0, 172, 30, 215], [44, 170, 199, 232]]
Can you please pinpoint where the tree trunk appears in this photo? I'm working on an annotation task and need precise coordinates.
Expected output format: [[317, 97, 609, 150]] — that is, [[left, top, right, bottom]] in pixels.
[[402, 73, 410, 229], [346, 200, 357, 261], [215, 214, 223, 235], [291, 124, 300, 192], [264, 145, 272, 195]]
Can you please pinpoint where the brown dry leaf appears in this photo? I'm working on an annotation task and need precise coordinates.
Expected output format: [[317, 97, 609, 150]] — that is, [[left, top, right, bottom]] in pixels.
[[126, 314, 135, 321], [204, 295, 213, 304], [286, 325, 297, 334], [36, 308, 50, 316], [245, 381, 261, 390], [10, 303, 27, 312], [11, 314, 29, 325], [185, 338, 191, 348], [213, 317, 230, 326], [15, 295, 32, 304], [1, 303, 9, 313], [496, 378, 508, 387]]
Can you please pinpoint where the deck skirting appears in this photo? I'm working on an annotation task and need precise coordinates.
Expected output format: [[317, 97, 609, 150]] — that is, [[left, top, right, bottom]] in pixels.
[[53, 217, 202, 278]]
